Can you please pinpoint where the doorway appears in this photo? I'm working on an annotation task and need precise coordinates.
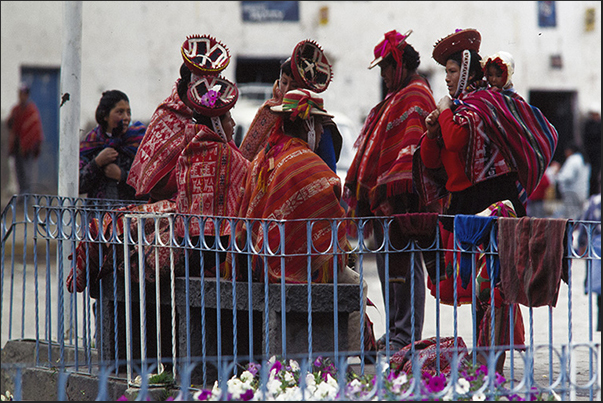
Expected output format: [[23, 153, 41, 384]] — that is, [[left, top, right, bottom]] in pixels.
[[529, 90, 577, 164], [20, 66, 61, 195]]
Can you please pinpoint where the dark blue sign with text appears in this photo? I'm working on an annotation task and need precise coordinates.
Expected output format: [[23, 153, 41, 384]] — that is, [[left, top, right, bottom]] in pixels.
[[242, 1, 299, 22]]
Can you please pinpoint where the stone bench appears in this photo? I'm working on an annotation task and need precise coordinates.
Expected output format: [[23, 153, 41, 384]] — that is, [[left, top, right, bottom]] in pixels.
[[93, 275, 362, 384]]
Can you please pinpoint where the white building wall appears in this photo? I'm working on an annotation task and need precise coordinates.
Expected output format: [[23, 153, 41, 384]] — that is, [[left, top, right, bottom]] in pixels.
[[1, 1, 601, 133]]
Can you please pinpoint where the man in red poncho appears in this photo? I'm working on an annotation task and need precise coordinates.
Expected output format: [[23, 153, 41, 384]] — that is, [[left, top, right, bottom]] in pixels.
[[343, 29, 437, 353], [7, 83, 44, 196]]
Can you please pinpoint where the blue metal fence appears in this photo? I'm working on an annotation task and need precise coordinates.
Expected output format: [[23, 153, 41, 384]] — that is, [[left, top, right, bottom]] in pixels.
[[1, 194, 600, 401]]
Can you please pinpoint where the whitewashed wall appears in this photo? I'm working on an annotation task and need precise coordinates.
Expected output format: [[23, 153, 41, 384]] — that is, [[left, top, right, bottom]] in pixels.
[[1, 1, 601, 132]]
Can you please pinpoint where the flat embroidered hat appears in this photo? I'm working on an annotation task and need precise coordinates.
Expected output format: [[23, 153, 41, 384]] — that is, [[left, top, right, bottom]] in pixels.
[[432, 28, 481, 66], [187, 75, 239, 117], [181, 34, 231, 77], [290, 40, 333, 93]]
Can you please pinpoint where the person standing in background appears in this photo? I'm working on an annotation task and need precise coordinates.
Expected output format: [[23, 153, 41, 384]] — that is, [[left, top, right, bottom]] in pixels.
[[79, 90, 145, 201], [582, 104, 601, 197], [550, 142, 591, 219], [7, 82, 44, 197]]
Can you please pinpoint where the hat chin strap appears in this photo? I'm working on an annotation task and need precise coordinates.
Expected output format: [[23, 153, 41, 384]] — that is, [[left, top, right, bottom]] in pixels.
[[454, 49, 471, 98], [304, 116, 316, 151], [211, 116, 227, 142]]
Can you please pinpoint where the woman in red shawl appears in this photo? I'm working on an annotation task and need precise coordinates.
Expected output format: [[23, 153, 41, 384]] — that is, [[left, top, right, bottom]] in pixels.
[[174, 75, 250, 277], [127, 35, 231, 202], [232, 89, 350, 284], [79, 90, 145, 201], [415, 28, 558, 373]]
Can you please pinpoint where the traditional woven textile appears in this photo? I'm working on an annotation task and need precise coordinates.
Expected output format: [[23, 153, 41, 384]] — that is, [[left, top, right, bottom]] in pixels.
[[238, 83, 282, 161], [415, 88, 558, 206], [175, 123, 250, 238], [498, 217, 569, 307], [390, 336, 468, 377], [7, 100, 44, 156], [126, 83, 194, 198], [79, 121, 146, 168], [343, 75, 435, 219], [233, 124, 349, 283]]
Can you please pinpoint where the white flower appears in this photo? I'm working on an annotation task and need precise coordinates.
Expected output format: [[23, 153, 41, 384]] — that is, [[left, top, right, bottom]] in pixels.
[[284, 371, 295, 384], [210, 381, 222, 400], [288, 359, 300, 372], [472, 391, 486, 401], [455, 378, 471, 395], [324, 373, 338, 388], [442, 388, 455, 401], [313, 374, 339, 400], [391, 372, 408, 392], [267, 377, 283, 396], [226, 377, 252, 400], [551, 390, 562, 401], [303, 373, 318, 395], [347, 378, 364, 394], [276, 385, 302, 401], [240, 370, 255, 384]]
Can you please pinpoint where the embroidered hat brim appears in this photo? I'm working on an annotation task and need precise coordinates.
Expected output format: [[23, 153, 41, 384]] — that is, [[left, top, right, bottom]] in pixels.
[[187, 75, 239, 117], [181, 34, 231, 77], [432, 29, 481, 66], [290, 40, 333, 93]]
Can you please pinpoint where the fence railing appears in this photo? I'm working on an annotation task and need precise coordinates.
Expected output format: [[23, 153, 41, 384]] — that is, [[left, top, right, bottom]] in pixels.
[[1, 194, 600, 401]]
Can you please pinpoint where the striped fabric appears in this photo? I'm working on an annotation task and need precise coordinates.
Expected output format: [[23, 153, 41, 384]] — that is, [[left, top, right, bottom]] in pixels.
[[79, 122, 146, 168], [344, 75, 436, 218], [233, 124, 349, 283], [454, 88, 558, 196], [238, 81, 282, 161], [127, 83, 194, 198]]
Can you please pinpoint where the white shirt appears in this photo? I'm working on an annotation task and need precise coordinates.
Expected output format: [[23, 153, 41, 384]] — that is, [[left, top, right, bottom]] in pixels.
[[556, 152, 591, 202]]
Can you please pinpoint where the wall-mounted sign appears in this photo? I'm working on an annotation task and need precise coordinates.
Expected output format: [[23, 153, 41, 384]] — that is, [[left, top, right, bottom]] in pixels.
[[242, 1, 299, 22], [538, 1, 557, 28]]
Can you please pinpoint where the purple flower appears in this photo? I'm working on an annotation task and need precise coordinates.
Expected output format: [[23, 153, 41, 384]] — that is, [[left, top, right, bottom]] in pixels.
[[117, 396, 128, 401], [314, 356, 324, 367], [423, 372, 446, 393], [247, 362, 261, 376], [200, 90, 219, 108], [495, 372, 506, 386], [270, 360, 282, 374], [240, 389, 254, 401], [195, 390, 212, 401]]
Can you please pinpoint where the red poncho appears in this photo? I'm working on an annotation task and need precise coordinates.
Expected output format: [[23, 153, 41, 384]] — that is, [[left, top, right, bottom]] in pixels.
[[233, 124, 350, 283], [127, 83, 194, 199], [175, 123, 250, 238], [344, 75, 436, 218], [8, 100, 44, 157]]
